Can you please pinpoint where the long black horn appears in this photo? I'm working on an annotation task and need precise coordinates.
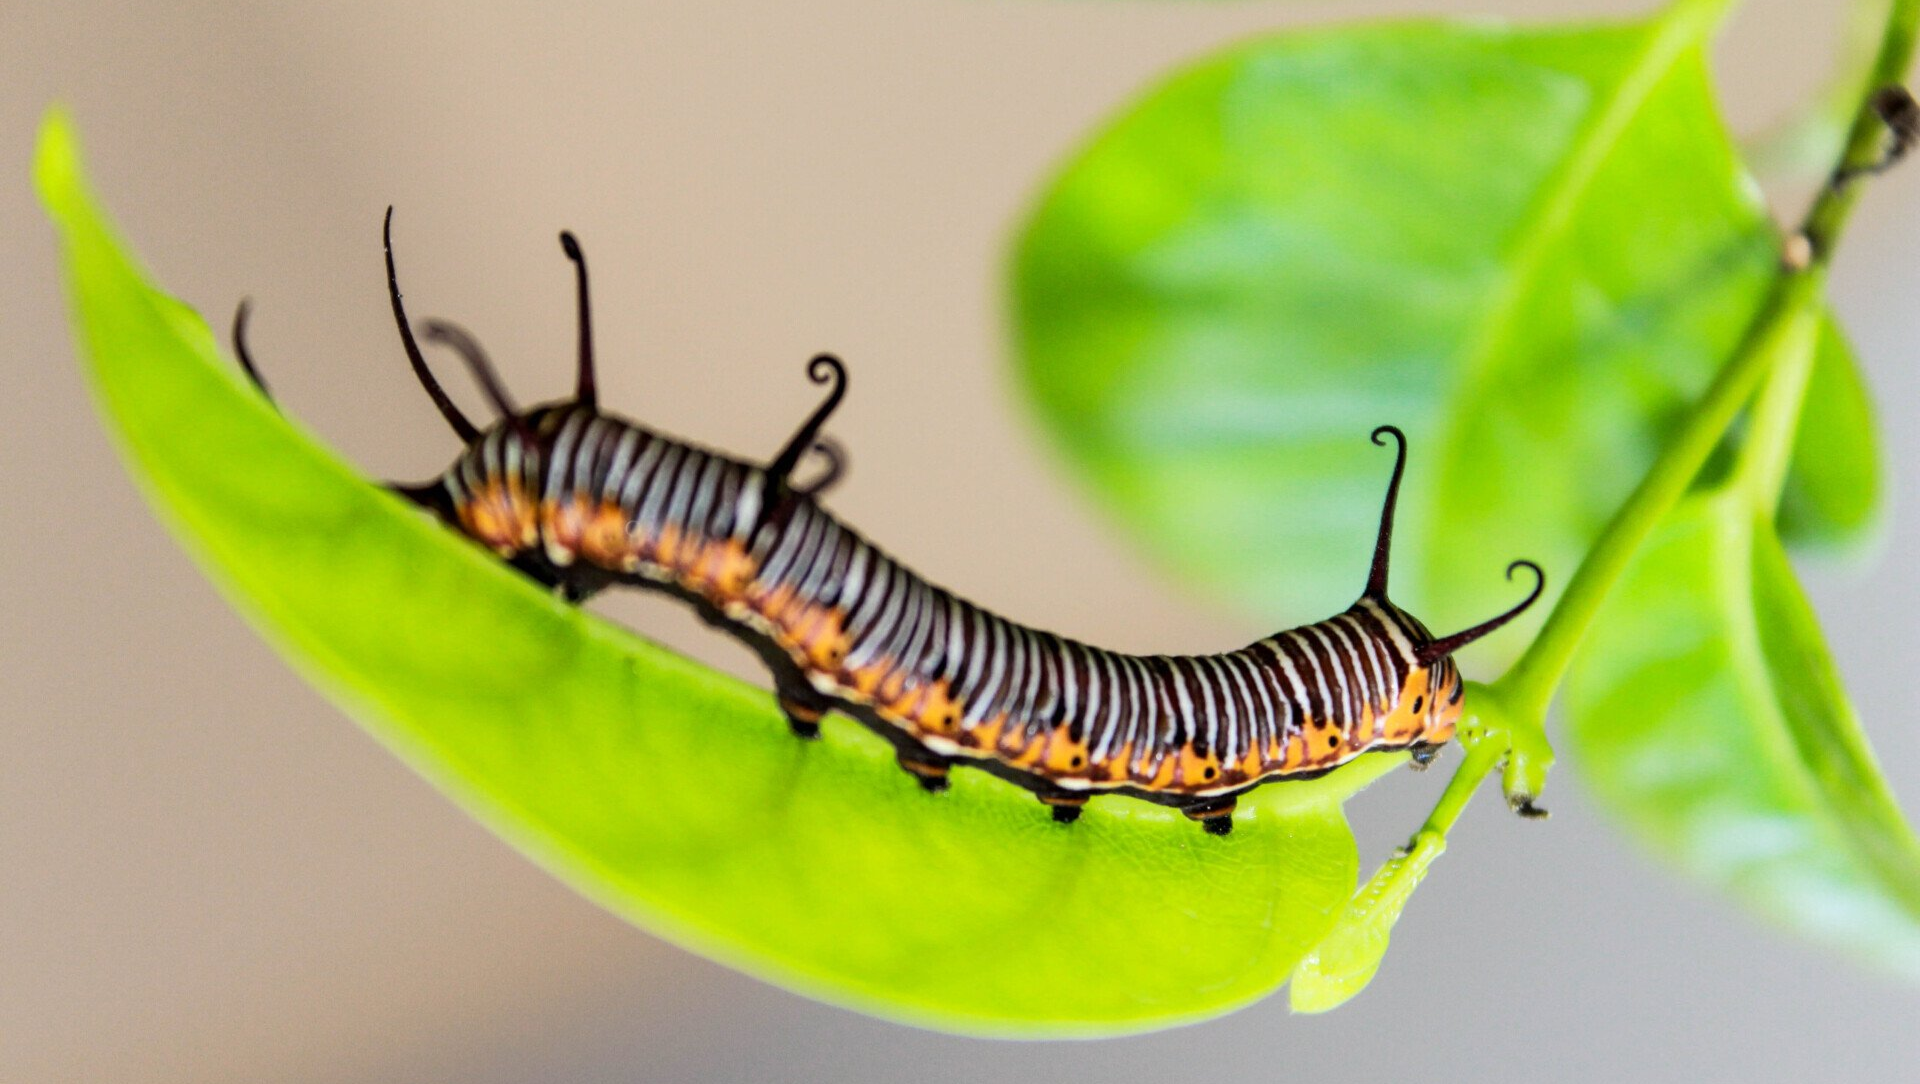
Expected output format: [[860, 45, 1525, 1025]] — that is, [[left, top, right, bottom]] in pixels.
[[421, 319, 534, 444], [1416, 560, 1546, 664], [386, 208, 479, 442], [230, 298, 275, 407], [792, 436, 846, 498], [559, 230, 596, 411], [768, 354, 848, 486], [1364, 425, 1407, 600]]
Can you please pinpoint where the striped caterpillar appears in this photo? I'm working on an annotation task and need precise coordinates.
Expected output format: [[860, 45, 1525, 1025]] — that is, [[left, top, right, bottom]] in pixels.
[[234, 213, 1544, 835]]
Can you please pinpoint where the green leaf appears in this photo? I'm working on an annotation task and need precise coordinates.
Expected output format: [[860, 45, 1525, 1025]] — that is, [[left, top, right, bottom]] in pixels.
[[1566, 492, 1920, 976], [1011, 8, 1876, 657], [1288, 829, 1444, 1013], [1777, 315, 1882, 550], [37, 110, 1423, 1036]]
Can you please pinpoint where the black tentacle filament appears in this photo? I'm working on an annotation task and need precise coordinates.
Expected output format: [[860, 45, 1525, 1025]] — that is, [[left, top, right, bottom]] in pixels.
[[793, 436, 846, 498], [421, 319, 536, 446], [767, 353, 849, 493], [559, 230, 597, 412], [1416, 560, 1547, 664], [230, 297, 276, 408], [1363, 424, 1407, 601], [385, 208, 480, 442]]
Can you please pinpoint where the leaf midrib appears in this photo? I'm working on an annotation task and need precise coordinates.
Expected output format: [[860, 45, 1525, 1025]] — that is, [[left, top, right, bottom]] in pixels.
[[1422, 0, 1742, 602], [1454, 0, 1740, 384]]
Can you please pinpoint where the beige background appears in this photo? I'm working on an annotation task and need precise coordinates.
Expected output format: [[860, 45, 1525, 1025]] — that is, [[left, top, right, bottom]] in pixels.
[[6, 1, 1919, 1081]]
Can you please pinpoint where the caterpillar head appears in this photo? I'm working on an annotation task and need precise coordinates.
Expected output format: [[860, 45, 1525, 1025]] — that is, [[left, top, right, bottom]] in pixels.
[[383, 211, 593, 542], [1409, 652, 1464, 747], [1362, 426, 1543, 749]]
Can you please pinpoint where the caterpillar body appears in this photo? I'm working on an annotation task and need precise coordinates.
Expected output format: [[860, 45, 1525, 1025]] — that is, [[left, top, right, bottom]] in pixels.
[[234, 214, 1543, 835]]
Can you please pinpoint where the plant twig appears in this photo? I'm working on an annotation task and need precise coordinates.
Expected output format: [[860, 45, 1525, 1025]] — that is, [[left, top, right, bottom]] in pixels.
[[1431, 0, 1918, 816], [1500, 44, 1916, 725], [1295, 0, 1917, 1012]]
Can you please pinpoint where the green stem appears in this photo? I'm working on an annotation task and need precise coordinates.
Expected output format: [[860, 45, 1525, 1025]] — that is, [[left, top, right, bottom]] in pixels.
[[1497, 0, 1916, 718], [1419, 732, 1503, 837], [1298, 2, 1917, 1007], [1805, 3, 1920, 257], [1404, 270, 1817, 829], [1731, 306, 1823, 509], [1412, 0, 1918, 824], [1292, 3, 1915, 1006], [1497, 270, 1823, 718]]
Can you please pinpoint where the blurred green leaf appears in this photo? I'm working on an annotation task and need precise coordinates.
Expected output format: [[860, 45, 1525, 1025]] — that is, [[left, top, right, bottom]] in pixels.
[[38, 110, 1424, 1036], [1566, 492, 1920, 976], [1777, 315, 1882, 550], [1011, 11, 1876, 657]]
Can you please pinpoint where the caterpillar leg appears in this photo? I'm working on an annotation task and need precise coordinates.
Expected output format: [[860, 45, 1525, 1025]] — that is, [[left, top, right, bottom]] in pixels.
[[768, 667, 832, 739], [778, 694, 828, 740], [499, 548, 614, 605], [1182, 796, 1238, 836], [896, 748, 952, 793], [1408, 742, 1441, 771], [689, 597, 731, 630], [1038, 792, 1087, 824]]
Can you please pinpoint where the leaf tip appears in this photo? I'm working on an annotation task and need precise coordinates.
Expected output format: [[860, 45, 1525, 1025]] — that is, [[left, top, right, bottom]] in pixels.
[[34, 105, 83, 221]]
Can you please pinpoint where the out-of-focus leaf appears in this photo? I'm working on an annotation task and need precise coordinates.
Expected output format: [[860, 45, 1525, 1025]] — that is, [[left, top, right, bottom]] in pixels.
[[38, 110, 1425, 1036], [1566, 493, 1920, 976], [1011, 11, 1875, 659], [1777, 315, 1882, 550]]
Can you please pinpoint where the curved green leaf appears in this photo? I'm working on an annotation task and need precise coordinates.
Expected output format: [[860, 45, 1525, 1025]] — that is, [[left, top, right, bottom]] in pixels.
[[1777, 315, 1882, 550], [1566, 492, 1920, 976], [1011, 10, 1877, 658], [37, 111, 1424, 1036]]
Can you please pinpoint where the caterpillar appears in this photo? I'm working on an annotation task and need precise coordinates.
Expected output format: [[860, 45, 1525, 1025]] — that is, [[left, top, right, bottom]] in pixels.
[[233, 212, 1544, 835]]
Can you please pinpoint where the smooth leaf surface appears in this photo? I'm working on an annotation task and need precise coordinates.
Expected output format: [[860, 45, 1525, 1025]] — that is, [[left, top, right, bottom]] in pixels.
[[1566, 493, 1920, 976], [38, 112, 1423, 1036], [1777, 315, 1881, 550], [1011, 11, 1878, 658]]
